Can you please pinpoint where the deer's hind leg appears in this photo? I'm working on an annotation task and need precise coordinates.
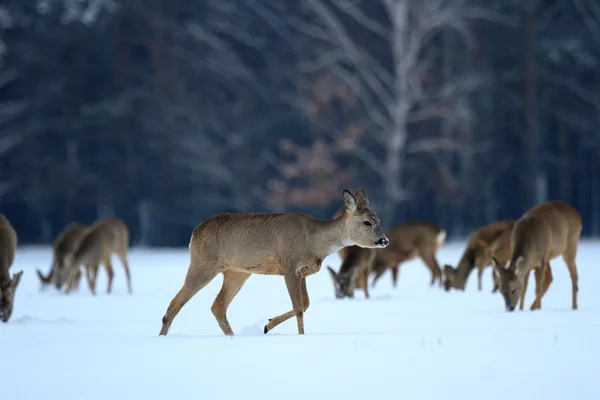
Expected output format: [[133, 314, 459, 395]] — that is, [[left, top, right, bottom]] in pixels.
[[477, 265, 485, 291], [159, 262, 219, 336], [264, 276, 309, 334], [102, 254, 114, 294], [418, 247, 443, 287], [116, 248, 132, 294], [563, 232, 581, 310], [211, 270, 251, 335], [84, 263, 99, 296]]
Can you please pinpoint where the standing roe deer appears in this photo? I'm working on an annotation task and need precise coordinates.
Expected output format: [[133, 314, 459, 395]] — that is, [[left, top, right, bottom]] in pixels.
[[492, 200, 581, 312], [0, 214, 23, 323], [158, 188, 389, 336], [443, 220, 515, 292], [36, 222, 89, 292], [54, 218, 132, 295], [326, 207, 377, 299], [370, 222, 446, 289]]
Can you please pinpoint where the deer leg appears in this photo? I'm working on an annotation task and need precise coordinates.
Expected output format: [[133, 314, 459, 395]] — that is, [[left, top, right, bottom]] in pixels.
[[159, 264, 218, 336], [530, 263, 552, 311], [210, 270, 251, 336], [72, 269, 81, 291], [360, 268, 370, 299], [371, 266, 387, 288], [116, 250, 132, 295], [84, 264, 98, 296], [518, 269, 531, 311], [419, 249, 443, 287], [477, 265, 484, 291], [563, 235, 580, 310], [265, 277, 309, 334], [103, 255, 114, 294], [390, 265, 399, 288]]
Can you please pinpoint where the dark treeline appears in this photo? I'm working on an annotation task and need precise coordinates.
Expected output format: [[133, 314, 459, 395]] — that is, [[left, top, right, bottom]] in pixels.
[[1, 0, 599, 246]]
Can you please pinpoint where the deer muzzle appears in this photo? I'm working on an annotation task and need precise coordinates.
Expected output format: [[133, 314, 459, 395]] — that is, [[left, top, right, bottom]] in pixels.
[[376, 237, 389, 248]]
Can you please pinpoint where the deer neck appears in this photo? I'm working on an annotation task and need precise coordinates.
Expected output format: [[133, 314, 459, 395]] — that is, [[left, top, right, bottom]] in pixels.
[[455, 248, 476, 280], [312, 215, 354, 260]]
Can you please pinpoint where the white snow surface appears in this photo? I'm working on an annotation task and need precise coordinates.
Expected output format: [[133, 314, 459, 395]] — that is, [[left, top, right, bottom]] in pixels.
[[2, 240, 600, 400]]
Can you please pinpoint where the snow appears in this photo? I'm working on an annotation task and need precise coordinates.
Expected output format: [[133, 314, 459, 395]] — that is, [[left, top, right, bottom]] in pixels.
[[2, 240, 600, 400]]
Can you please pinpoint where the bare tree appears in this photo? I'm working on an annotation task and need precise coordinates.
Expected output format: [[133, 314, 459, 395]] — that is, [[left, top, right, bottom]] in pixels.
[[287, 0, 506, 226], [0, 69, 27, 200]]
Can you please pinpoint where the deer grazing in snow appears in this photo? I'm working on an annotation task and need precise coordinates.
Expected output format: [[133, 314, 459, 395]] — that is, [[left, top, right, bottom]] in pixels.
[[0, 214, 23, 323], [53, 218, 132, 295], [36, 222, 90, 292], [326, 207, 377, 299], [492, 200, 581, 312], [443, 220, 515, 292], [369, 222, 446, 289], [158, 188, 389, 336]]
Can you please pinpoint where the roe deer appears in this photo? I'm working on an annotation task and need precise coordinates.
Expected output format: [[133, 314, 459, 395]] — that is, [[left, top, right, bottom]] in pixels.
[[0, 214, 23, 322], [443, 220, 515, 292], [370, 222, 446, 289], [326, 207, 377, 299], [158, 188, 389, 336], [36, 222, 89, 292], [54, 218, 132, 295], [492, 200, 581, 312]]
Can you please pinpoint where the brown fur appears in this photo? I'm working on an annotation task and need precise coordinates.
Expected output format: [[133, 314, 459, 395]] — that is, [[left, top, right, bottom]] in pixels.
[[370, 221, 446, 288], [326, 207, 377, 299], [0, 214, 22, 323], [158, 188, 389, 336], [492, 201, 582, 312], [36, 222, 89, 292], [443, 220, 515, 292], [54, 218, 131, 296]]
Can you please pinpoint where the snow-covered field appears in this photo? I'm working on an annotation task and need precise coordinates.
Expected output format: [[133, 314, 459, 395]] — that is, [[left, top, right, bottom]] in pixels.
[[2, 240, 599, 400]]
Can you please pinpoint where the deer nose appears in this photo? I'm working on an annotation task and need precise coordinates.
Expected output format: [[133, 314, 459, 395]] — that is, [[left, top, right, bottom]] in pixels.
[[507, 306, 515, 312], [0, 311, 5, 321], [377, 237, 389, 247]]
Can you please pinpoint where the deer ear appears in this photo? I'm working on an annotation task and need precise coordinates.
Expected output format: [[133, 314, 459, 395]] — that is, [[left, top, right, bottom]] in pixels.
[[491, 257, 505, 281], [514, 256, 526, 275], [10, 271, 23, 290], [354, 188, 369, 209], [342, 190, 357, 213], [327, 266, 337, 280]]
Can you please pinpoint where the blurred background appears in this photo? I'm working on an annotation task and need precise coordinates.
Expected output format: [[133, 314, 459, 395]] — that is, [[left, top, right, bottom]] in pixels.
[[0, 0, 599, 247]]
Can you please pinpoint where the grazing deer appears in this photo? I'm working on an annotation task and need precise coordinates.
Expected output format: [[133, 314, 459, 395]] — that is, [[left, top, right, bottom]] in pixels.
[[327, 245, 377, 299], [159, 188, 389, 337], [370, 222, 446, 289], [0, 214, 23, 323], [492, 200, 581, 312], [36, 222, 89, 292], [54, 218, 132, 296], [326, 207, 377, 299], [443, 220, 515, 292]]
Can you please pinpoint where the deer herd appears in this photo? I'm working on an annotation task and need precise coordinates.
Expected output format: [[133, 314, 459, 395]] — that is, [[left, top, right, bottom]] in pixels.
[[0, 188, 583, 338]]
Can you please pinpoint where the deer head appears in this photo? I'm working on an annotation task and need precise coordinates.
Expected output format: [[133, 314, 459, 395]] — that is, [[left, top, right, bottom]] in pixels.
[[492, 256, 525, 312], [53, 254, 77, 290], [0, 270, 23, 322], [327, 266, 358, 299], [341, 188, 389, 249]]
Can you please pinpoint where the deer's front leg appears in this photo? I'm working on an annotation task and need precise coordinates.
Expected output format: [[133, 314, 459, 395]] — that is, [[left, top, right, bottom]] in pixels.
[[264, 276, 309, 334]]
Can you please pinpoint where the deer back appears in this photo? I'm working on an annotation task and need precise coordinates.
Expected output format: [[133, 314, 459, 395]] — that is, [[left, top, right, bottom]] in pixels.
[[73, 218, 129, 266], [509, 201, 581, 270]]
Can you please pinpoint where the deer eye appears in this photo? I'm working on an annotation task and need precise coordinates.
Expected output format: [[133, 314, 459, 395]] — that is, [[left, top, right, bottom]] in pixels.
[[363, 221, 372, 226]]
